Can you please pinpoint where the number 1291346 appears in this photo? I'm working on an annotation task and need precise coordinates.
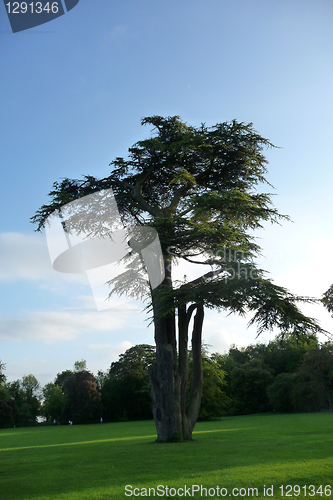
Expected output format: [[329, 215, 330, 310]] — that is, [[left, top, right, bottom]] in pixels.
[[280, 485, 331, 497], [5, 2, 59, 14]]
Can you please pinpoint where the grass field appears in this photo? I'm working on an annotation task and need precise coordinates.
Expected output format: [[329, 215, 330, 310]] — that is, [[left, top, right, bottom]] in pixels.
[[0, 413, 332, 500]]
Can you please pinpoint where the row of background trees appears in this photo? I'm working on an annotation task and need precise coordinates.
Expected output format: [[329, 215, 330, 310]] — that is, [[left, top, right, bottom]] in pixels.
[[1, 334, 333, 428]]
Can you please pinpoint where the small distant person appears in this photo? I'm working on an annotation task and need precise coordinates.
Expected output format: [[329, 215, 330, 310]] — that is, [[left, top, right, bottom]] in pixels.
[[53, 419, 56, 426], [68, 420, 73, 425], [100, 417, 103, 424]]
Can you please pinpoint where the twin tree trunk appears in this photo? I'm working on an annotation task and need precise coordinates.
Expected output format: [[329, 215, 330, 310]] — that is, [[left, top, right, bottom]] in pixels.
[[149, 260, 204, 441]]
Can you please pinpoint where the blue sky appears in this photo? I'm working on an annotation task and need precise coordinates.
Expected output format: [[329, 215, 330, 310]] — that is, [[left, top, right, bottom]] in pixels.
[[1, 0, 333, 385]]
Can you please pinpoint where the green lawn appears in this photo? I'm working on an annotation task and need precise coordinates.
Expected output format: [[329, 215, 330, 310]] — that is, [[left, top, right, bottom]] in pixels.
[[0, 413, 332, 500]]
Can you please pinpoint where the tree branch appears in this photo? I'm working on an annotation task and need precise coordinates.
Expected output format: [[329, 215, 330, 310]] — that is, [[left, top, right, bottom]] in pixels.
[[184, 270, 217, 288], [132, 175, 163, 218], [167, 185, 189, 215]]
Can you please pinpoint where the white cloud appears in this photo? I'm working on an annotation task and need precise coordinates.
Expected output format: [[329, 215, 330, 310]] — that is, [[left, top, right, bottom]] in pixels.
[[0, 309, 126, 344], [65, 293, 142, 312], [88, 343, 115, 349], [88, 340, 133, 359], [0, 233, 143, 309], [205, 328, 251, 354], [203, 310, 261, 354], [0, 232, 85, 284]]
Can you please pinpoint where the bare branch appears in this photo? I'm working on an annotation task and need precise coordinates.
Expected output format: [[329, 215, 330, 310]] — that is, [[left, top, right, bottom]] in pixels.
[[167, 185, 189, 215], [133, 177, 163, 218], [180, 270, 217, 289]]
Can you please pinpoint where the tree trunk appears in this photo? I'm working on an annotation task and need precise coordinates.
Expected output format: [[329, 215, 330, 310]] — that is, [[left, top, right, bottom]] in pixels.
[[183, 304, 204, 440], [149, 290, 204, 442], [149, 312, 182, 442]]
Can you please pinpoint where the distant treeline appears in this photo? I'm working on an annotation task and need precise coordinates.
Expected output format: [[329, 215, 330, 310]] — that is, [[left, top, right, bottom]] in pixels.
[[1, 334, 333, 428]]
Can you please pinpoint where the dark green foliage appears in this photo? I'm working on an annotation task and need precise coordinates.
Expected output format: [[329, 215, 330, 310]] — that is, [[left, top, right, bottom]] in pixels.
[[223, 336, 333, 415], [229, 359, 274, 414], [6, 375, 41, 427], [73, 360, 87, 372], [0, 386, 15, 428], [263, 334, 319, 375], [109, 345, 156, 380], [31, 117, 280, 234], [291, 372, 326, 412], [196, 355, 229, 420], [267, 373, 294, 412], [322, 284, 333, 315], [0, 361, 13, 428], [291, 344, 333, 412], [42, 383, 67, 421], [101, 345, 155, 421], [51, 361, 102, 424], [101, 375, 152, 422], [100, 345, 229, 422], [62, 370, 101, 424], [54, 369, 74, 389], [1, 335, 333, 429], [228, 346, 250, 365], [0, 360, 6, 385]]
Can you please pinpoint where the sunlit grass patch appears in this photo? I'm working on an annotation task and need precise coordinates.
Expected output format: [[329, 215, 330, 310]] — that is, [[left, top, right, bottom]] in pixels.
[[0, 413, 332, 500]]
